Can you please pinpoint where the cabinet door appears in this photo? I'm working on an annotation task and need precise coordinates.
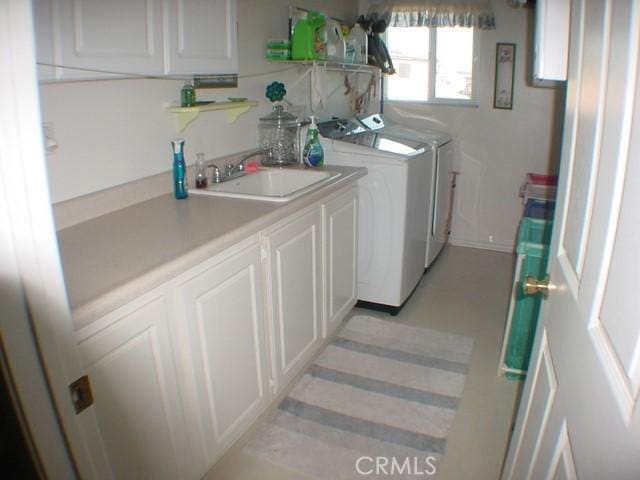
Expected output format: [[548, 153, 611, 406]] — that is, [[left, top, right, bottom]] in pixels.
[[76, 293, 191, 479], [33, 0, 57, 81], [53, 0, 165, 80], [174, 241, 269, 473], [164, 0, 238, 75], [324, 187, 358, 337], [265, 207, 323, 391]]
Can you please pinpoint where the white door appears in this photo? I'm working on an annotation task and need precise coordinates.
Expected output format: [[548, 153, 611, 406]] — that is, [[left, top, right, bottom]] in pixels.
[[174, 241, 270, 475], [502, 1, 640, 479], [76, 293, 191, 480], [264, 207, 323, 391], [53, 0, 165, 79], [164, 0, 238, 75], [324, 187, 358, 337]]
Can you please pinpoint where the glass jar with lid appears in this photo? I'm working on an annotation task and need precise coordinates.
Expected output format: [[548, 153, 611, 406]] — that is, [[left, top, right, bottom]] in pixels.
[[258, 104, 300, 165]]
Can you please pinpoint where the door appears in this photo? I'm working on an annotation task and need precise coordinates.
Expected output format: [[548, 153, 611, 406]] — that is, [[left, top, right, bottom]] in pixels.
[[324, 187, 358, 337], [502, 1, 640, 479], [54, 0, 165, 79], [264, 207, 323, 391], [164, 0, 238, 75], [76, 293, 191, 480], [174, 241, 270, 476]]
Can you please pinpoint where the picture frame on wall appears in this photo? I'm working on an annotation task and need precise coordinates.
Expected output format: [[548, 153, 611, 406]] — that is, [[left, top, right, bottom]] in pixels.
[[494, 43, 516, 110]]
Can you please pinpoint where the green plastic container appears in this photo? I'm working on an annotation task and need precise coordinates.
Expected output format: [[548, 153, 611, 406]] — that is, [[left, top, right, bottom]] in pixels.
[[505, 218, 552, 376], [291, 11, 326, 60]]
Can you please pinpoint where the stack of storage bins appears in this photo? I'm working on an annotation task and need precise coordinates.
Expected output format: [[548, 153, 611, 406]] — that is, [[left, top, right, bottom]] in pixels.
[[499, 173, 557, 378]]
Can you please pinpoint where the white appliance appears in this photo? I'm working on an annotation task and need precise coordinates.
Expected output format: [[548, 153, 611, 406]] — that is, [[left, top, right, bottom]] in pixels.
[[319, 119, 433, 313], [359, 114, 453, 268]]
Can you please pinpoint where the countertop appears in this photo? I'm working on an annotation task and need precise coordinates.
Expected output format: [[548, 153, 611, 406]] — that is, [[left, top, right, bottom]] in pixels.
[[58, 165, 366, 329]]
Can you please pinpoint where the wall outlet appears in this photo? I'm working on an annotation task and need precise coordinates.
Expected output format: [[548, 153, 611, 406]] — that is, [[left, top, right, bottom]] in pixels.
[[489, 235, 495, 243], [42, 122, 58, 154]]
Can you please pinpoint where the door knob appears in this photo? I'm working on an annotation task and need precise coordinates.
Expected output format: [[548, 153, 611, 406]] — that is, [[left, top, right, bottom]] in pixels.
[[522, 275, 556, 298]]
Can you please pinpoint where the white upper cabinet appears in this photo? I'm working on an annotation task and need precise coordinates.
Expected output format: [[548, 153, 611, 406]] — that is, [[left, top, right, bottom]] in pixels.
[[533, 0, 569, 85], [164, 0, 238, 75], [54, 0, 165, 80], [32, 0, 238, 81]]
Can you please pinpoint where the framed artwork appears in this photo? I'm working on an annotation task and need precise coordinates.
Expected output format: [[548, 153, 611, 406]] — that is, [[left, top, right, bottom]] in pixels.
[[494, 43, 516, 110]]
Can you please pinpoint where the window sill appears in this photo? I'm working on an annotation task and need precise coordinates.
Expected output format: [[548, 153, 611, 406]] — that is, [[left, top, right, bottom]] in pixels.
[[385, 99, 479, 108]]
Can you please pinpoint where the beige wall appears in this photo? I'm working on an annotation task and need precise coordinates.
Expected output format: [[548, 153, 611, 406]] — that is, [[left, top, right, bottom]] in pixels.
[[362, 0, 565, 252], [40, 0, 362, 203]]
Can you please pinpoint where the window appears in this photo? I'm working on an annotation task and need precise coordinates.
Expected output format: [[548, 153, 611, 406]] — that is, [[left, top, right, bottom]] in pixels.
[[385, 26, 476, 105]]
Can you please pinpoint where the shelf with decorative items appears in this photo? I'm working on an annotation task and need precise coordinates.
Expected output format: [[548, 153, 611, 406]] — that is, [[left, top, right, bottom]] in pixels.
[[166, 100, 258, 132], [269, 59, 378, 74]]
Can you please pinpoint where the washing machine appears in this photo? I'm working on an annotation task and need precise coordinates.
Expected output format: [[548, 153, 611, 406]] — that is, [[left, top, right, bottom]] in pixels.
[[318, 119, 433, 313], [359, 114, 454, 268]]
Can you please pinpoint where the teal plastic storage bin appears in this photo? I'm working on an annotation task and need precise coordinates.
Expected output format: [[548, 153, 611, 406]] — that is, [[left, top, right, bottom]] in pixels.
[[500, 218, 552, 378]]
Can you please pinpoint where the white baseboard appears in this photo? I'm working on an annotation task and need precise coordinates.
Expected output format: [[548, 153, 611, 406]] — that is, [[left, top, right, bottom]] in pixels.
[[448, 237, 514, 253]]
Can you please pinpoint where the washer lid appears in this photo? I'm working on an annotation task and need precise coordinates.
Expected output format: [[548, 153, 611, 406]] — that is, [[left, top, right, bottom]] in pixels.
[[341, 132, 427, 156]]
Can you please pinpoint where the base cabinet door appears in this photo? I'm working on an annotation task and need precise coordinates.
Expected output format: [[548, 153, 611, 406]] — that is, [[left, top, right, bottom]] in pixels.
[[76, 293, 191, 480], [174, 241, 270, 475], [324, 187, 358, 337], [265, 207, 323, 391]]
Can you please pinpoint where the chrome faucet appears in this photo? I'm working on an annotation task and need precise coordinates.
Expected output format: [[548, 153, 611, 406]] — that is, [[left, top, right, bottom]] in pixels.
[[206, 149, 268, 184], [232, 148, 269, 173]]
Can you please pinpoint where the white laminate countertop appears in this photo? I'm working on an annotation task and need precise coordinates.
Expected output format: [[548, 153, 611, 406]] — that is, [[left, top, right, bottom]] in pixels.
[[58, 165, 366, 329]]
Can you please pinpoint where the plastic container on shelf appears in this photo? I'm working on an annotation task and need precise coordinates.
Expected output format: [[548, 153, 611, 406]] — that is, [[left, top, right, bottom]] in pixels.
[[499, 217, 553, 378], [520, 171, 558, 202], [524, 198, 556, 220], [291, 10, 326, 60], [345, 24, 367, 64], [326, 19, 345, 62], [526, 173, 558, 186]]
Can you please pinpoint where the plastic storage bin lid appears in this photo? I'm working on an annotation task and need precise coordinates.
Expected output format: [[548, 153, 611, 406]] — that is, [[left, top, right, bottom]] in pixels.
[[525, 173, 558, 186]]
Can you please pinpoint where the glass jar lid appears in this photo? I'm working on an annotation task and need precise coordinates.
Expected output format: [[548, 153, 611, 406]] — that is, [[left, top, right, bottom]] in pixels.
[[259, 104, 299, 127]]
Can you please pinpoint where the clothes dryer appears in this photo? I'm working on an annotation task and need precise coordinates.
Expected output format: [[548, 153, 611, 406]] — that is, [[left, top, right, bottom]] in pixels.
[[319, 120, 432, 313], [359, 114, 454, 268]]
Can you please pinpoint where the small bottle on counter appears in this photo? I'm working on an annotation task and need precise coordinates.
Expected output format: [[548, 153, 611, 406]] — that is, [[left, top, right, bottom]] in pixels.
[[181, 81, 195, 107], [171, 139, 188, 199], [195, 152, 208, 189]]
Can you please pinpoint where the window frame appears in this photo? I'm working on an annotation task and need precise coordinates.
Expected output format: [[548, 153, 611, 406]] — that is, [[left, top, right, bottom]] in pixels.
[[384, 26, 480, 107]]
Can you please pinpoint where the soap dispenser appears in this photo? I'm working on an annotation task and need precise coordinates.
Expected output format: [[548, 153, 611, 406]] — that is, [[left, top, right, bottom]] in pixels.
[[302, 116, 324, 167]]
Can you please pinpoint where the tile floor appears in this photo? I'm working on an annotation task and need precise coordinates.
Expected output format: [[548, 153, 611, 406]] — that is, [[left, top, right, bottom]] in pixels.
[[205, 246, 523, 480]]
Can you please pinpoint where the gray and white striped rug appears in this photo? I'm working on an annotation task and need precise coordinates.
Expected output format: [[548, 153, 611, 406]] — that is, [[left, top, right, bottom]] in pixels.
[[244, 315, 473, 479]]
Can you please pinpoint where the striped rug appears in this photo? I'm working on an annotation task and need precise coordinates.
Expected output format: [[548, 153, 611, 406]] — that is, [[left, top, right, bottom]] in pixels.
[[244, 315, 473, 479]]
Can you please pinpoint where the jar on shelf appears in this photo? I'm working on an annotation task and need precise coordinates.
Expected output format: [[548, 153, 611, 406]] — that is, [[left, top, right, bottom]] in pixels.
[[258, 104, 300, 166]]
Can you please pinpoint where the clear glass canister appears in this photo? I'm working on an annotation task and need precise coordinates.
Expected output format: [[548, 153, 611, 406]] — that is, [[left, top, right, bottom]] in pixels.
[[259, 105, 300, 165]]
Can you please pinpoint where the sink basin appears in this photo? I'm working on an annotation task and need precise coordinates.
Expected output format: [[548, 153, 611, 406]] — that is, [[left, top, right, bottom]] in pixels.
[[190, 167, 342, 202]]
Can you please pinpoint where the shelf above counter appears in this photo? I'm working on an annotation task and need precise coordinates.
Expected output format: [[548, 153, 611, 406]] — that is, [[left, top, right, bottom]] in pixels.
[[268, 59, 378, 73], [166, 100, 259, 131]]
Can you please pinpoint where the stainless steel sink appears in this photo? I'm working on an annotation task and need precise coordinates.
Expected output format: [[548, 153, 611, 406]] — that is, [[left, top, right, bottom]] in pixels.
[[189, 167, 342, 202]]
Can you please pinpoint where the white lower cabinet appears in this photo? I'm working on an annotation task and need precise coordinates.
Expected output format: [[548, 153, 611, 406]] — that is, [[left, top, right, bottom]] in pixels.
[[173, 239, 270, 475], [324, 187, 358, 337], [75, 186, 358, 478], [264, 206, 323, 391], [76, 292, 192, 480]]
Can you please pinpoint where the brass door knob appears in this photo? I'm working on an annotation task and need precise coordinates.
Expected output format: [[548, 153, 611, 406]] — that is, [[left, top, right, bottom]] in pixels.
[[522, 275, 556, 298]]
